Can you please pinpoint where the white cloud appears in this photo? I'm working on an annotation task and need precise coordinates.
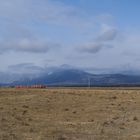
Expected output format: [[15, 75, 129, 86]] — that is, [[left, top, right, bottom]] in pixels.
[[0, 36, 60, 53], [79, 43, 103, 53], [97, 28, 117, 41], [78, 24, 117, 54], [79, 42, 113, 53]]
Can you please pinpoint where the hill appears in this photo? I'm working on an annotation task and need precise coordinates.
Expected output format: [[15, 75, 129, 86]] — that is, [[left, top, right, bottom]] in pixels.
[[11, 69, 140, 86]]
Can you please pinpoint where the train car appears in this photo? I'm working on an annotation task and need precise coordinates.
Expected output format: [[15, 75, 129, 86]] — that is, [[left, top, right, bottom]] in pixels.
[[15, 84, 47, 89]]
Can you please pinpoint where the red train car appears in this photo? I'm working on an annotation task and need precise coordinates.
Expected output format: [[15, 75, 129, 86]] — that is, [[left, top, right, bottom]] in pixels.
[[15, 84, 47, 89]]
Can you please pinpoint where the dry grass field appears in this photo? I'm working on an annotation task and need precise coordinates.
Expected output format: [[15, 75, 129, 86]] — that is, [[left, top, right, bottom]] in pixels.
[[0, 87, 140, 140]]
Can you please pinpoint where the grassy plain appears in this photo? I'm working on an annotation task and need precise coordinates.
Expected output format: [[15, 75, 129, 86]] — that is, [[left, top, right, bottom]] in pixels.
[[0, 87, 140, 140]]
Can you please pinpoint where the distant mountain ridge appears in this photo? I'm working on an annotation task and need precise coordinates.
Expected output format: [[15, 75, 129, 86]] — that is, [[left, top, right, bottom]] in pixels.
[[9, 68, 140, 86]]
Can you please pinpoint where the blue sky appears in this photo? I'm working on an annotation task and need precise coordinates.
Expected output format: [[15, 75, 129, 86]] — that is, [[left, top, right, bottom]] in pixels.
[[0, 0, 140, 74]]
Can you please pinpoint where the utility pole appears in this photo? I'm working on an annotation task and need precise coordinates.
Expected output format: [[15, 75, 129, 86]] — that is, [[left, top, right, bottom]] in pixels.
[[88, 76, 91, 88]]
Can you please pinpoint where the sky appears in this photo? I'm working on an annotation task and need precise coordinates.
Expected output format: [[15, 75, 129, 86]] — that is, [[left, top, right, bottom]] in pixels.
[[0, 0, 140, 74]]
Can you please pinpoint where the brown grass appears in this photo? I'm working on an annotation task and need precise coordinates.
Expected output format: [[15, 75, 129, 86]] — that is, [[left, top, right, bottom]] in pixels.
[[0, 87, 140, 140]]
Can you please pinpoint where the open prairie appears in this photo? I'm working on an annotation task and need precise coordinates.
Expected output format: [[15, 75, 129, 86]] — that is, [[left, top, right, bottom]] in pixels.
[[0, 87, 140, 140]]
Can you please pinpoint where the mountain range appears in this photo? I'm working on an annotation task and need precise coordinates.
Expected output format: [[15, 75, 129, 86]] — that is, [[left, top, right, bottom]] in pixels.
[[1, 65, 140, 86], [4, 69, 140, 86]]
